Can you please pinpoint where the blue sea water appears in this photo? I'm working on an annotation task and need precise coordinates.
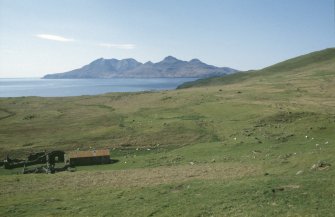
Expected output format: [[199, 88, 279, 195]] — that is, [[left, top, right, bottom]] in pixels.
[[0, 78, 198, 97]]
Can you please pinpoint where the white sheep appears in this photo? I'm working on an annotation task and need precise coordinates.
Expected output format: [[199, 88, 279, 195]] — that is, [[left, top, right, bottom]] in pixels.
[[315, 144, 321, 150]]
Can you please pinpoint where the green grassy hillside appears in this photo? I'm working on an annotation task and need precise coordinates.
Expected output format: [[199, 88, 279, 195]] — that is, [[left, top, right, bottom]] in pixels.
[[0, 48, 334, 216], [178, 48, 335, 88]]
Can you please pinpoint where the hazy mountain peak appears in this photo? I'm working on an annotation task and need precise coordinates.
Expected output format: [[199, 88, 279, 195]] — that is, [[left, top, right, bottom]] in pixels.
[[144, 61, 154, 65], [122, 58, 137, 62], [162, 56, 180, 62], [189, 58, 202, 64], [91, 58, 105, 63]]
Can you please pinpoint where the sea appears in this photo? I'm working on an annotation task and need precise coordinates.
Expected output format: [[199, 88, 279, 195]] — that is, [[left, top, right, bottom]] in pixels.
[[0, 78, 198, 97]]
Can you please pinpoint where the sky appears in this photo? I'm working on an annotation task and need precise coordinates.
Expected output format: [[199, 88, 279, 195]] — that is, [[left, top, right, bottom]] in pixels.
[[0, 0, 334, 78]]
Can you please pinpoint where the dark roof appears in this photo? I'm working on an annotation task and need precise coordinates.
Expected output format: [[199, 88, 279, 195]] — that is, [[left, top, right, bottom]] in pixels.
[[67, 149, 110, 159]]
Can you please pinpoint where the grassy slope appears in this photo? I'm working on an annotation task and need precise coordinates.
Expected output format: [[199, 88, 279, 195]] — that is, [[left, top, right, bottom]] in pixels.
[[178, 48, 335, 88], [0, 48, 335, 216]]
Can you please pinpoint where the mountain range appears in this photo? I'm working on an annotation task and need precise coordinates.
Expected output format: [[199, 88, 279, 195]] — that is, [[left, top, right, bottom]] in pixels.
[[42, 56, 237, 79]]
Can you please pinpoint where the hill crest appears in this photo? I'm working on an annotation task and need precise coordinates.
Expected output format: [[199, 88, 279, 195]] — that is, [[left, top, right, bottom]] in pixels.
[[178, 48, 335, 89]]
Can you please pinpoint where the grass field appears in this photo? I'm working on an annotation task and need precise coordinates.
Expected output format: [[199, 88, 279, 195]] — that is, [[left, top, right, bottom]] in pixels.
[[0, 48, 334, 216]]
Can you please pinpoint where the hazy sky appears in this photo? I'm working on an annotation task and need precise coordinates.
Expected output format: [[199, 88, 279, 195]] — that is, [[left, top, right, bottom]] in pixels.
[[0, 0, 334, 78]]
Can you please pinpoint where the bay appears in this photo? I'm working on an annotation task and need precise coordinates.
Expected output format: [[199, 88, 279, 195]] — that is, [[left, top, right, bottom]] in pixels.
[[0, 78, 197, 97]]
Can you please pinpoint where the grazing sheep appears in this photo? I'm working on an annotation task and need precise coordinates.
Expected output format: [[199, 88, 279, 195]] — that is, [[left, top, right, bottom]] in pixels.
[[296, 170, 303, 175], [315, 144, 321, 150]]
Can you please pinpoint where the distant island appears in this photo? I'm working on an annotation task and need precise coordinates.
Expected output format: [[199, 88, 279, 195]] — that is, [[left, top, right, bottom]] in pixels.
[[43, 56, 237, 79]]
